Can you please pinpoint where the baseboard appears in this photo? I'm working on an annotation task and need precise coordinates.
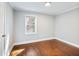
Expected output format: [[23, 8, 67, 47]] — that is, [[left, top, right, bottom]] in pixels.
[[55, 37, 79, 48], [8, 37, 79, 56], [14, 37, 55, 45], [14, 37, 79, 48]]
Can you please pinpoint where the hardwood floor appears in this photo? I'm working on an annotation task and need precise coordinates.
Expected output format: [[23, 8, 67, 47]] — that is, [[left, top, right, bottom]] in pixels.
[[10, 39, 79, 56]]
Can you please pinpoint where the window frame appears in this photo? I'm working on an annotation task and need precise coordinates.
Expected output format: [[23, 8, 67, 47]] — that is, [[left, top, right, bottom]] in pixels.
[[25, 15, 37, 34]]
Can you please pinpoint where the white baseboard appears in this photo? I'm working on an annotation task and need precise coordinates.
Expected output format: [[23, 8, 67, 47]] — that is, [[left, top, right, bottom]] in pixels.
[[14, 37, 79, 48], [55, 37, 79, 48], [14, 37, 55, 45], [8, 37, 79, 56]]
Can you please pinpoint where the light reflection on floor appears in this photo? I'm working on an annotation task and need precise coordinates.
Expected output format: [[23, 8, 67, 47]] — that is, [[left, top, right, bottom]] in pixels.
[[11, 48, 25, 56], [26, 47, 38, 56]]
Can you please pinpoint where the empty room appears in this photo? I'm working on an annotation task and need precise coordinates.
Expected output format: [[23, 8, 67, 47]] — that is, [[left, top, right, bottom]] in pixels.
[[0, 2, 79, 56]]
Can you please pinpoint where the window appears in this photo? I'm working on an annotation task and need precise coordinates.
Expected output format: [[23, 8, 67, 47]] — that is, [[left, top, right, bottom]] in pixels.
[[25, 16, 37, 34]]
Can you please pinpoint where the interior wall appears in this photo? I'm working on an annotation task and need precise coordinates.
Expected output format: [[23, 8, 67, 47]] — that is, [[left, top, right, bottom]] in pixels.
[[4, 3, 14, 55], [0, 2, 14, 56], [14, 5, 79, 46], [14, 10, 54, 43], [0, 2, 5, 56], [55, 8, 79, 45]]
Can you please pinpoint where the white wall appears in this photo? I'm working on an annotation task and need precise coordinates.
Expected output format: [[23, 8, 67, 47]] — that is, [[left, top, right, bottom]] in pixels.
[[0, 2, 5, 56], [0, 2, 14, 56], [14, 11, 54, 43], [4, 3, 14, 55], [14, 5, 79, 46], [55, 8, 79, 45]]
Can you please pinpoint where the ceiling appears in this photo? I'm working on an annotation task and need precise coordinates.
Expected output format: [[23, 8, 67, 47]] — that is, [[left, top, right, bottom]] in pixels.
[[9, 2, 79, 15]]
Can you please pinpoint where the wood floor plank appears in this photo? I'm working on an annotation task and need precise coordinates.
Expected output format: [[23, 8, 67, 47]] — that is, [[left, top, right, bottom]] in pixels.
[[10, 39, 79, 56]]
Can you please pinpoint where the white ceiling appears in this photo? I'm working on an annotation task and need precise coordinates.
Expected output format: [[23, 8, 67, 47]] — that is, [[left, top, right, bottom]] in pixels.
[[9, 2, 79, 15]]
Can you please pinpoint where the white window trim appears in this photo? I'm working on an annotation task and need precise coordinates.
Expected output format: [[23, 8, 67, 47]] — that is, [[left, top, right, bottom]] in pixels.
[[25, 15, 37, 34]]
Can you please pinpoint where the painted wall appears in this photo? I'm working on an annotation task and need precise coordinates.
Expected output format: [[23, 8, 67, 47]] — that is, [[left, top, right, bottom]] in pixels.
[[14, 11, 54, 43], [55, 8, 79, 45], [4, 3, 14, 55], [0, 2, 5, 56], [14, 4, 79, 46], [0, 2, 14, 56]]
